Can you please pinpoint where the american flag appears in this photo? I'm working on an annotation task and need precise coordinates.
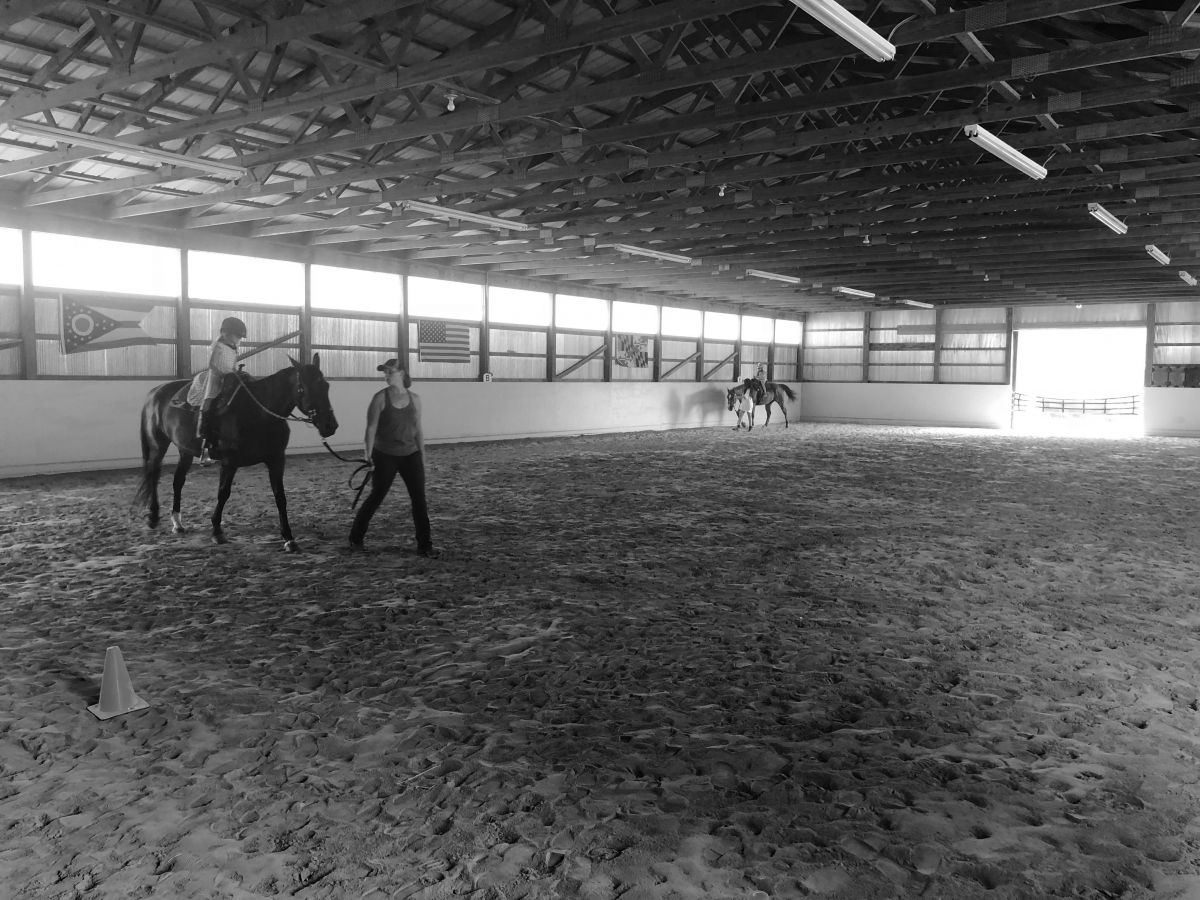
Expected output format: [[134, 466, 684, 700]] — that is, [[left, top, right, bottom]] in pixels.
[[418, 320, 471, 364], [614, 333, 648, 368]]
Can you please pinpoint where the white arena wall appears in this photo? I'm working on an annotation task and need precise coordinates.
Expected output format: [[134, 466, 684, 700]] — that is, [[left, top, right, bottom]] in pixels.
[[798, 382, 1014, 429], [7, 379, 1200, 479], [1142, 388, 1200, 437], [0, 379, 734, 479]]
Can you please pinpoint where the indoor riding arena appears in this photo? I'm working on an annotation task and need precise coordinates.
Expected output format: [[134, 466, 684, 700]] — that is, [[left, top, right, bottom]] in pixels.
[[5, 2, 1200, 899]]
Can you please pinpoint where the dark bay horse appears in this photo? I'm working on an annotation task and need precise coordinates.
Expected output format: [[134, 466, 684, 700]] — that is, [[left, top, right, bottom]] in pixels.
[[135, 355, 338, 551], [726, 379, 797, 429]]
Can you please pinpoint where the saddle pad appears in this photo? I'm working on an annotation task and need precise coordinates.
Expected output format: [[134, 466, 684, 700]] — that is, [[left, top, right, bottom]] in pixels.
[[168, 383, 195, 410]]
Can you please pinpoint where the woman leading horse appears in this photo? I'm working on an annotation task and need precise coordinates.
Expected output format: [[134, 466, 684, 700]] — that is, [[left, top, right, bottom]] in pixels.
[[726, 378, 797, 429], [135, 354, 338, 551]]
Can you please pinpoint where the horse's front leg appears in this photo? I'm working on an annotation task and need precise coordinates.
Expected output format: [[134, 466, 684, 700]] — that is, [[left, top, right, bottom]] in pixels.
[[267, 456, 298, 553], [781, 401, 789, 428], [170, 454, 194, 533], [763, 403, 772, 428], [211, 463, 237, 544]]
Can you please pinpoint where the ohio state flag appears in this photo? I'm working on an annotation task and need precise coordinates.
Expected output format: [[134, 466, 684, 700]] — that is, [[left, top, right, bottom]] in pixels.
[[59, 296, 155, 354]]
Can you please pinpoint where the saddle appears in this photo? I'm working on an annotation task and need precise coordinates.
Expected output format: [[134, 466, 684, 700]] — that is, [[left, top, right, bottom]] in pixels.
[[168, 383, 195, 411]]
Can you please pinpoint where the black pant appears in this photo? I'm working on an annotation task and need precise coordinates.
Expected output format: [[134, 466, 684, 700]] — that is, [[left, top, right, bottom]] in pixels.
[[349, 448, 431, 550]]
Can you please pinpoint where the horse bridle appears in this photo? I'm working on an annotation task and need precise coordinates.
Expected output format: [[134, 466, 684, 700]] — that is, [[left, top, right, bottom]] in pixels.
[[233, 370, 320, 426]]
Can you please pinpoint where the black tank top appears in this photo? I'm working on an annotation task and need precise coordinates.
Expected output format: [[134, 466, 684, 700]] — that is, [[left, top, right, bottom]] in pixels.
[[376, 398, 420, 456]]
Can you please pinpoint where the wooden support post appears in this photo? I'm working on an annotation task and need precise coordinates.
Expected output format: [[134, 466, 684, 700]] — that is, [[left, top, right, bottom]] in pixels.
[[300, 262, 312, 362], [797, 314, 807, 381], [603, 299, 612, 382], [547, 295, 558, 382], [1144, 302, 1156, 387], [694, 337, 704, 382], [479, 280, 491, 380], [399, 274, 409, 367], [766, 340, 775, 382], [177, 247, 191, 377], [19, 228, 34, 379], [933, 306, 943, 384], [861, 310, 871, 383], [1002, 306, 1015, 385], [652, 333, 662, 382]]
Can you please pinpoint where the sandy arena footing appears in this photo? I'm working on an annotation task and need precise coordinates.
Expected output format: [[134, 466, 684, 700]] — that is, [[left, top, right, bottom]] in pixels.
[[2, 423, 1200, 899]]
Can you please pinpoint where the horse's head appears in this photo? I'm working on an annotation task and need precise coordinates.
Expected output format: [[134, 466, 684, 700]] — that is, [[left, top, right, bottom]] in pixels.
[[726, 386, 741, 411], [289, 353, 339, 439]]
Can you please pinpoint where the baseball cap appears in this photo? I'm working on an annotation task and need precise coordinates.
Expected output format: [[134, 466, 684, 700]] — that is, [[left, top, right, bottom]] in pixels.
[[376, 358, 401, 372]]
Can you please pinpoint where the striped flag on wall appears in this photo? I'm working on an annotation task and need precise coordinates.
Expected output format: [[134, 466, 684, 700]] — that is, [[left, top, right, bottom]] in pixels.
[[59, 295, 155, 354], [614, 333, 648, 368], [418, 320, 471, 363]]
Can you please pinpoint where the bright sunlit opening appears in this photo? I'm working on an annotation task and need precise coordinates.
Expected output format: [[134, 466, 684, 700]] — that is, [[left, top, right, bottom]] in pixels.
[[408, 276, 483, 321], [36, 233, 179, 296], [556, 293, 608, 331], [489, 286, 551, 326], [775, 319, 803, 344], [311, 265, 400, 314], [613, 300, 659, 334], [1013, 327, 1145, 437], [661, 306, 702, 338], [0, 228, 22, 285], [741, 315, 774, 343], [189, 251, 303, 306], [704, 311, 740, 341]]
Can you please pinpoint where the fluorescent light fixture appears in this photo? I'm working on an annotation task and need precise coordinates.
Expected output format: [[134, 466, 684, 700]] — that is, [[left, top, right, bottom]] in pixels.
[[1181, 271, 1197, 287], [9, 120, 246, 178], [901, 299, 935, 308], [746, 268, 805, 285], [1146, 244, 1171, 266], [834, 285, 875, 298], [1087, 202, 1128, 235], [963, 124, 1047, 180], [611, 243, 693, 264], [403, 199, 534, 231], [790, 0, 896, 62]]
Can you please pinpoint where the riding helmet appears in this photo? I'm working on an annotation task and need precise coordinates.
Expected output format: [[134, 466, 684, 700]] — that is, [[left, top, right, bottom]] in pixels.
[[220, 316, 248, 337]]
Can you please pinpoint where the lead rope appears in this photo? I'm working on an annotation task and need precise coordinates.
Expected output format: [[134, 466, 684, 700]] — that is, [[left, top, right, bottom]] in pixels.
[[321, 441, 373, 509]]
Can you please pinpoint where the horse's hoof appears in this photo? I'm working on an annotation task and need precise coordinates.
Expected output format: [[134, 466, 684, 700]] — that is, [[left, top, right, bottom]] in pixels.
[[172, 525, 189, 535], [212, 533, 229, 545], [146, 518, 159, 530], [283, 540, 300, 553]]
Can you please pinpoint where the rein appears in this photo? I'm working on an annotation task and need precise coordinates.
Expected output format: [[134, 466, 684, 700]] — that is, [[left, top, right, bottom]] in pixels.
[[234, 373, 317, 425], [321, 441, 373, 509]]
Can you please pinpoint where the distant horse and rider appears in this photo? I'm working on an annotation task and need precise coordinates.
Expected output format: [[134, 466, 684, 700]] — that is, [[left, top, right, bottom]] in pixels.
[[134, 352, 338, 551], [727, 377, 797, 430]]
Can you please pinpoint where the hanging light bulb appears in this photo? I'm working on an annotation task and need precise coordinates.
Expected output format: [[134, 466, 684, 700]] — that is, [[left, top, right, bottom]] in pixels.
[[718, 184, 726, 197], [445, 91, 458, 112], [862, 234, 870, 245]]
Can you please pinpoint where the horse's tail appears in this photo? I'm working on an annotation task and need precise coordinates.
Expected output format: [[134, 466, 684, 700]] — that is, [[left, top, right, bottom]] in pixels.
[[133, 395, 159, 510], [775, 383, 797, 402]]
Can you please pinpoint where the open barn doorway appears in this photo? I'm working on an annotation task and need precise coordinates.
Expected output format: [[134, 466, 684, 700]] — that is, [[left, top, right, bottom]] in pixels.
[[1011, 327, 1145, 436]]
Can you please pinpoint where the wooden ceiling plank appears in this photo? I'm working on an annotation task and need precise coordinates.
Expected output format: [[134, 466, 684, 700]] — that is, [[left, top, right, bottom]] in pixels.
[[0, 0, 413, 124]]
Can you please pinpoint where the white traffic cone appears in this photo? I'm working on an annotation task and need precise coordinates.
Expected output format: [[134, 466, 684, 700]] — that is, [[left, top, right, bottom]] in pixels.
[[87, 646, 150, 720]]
